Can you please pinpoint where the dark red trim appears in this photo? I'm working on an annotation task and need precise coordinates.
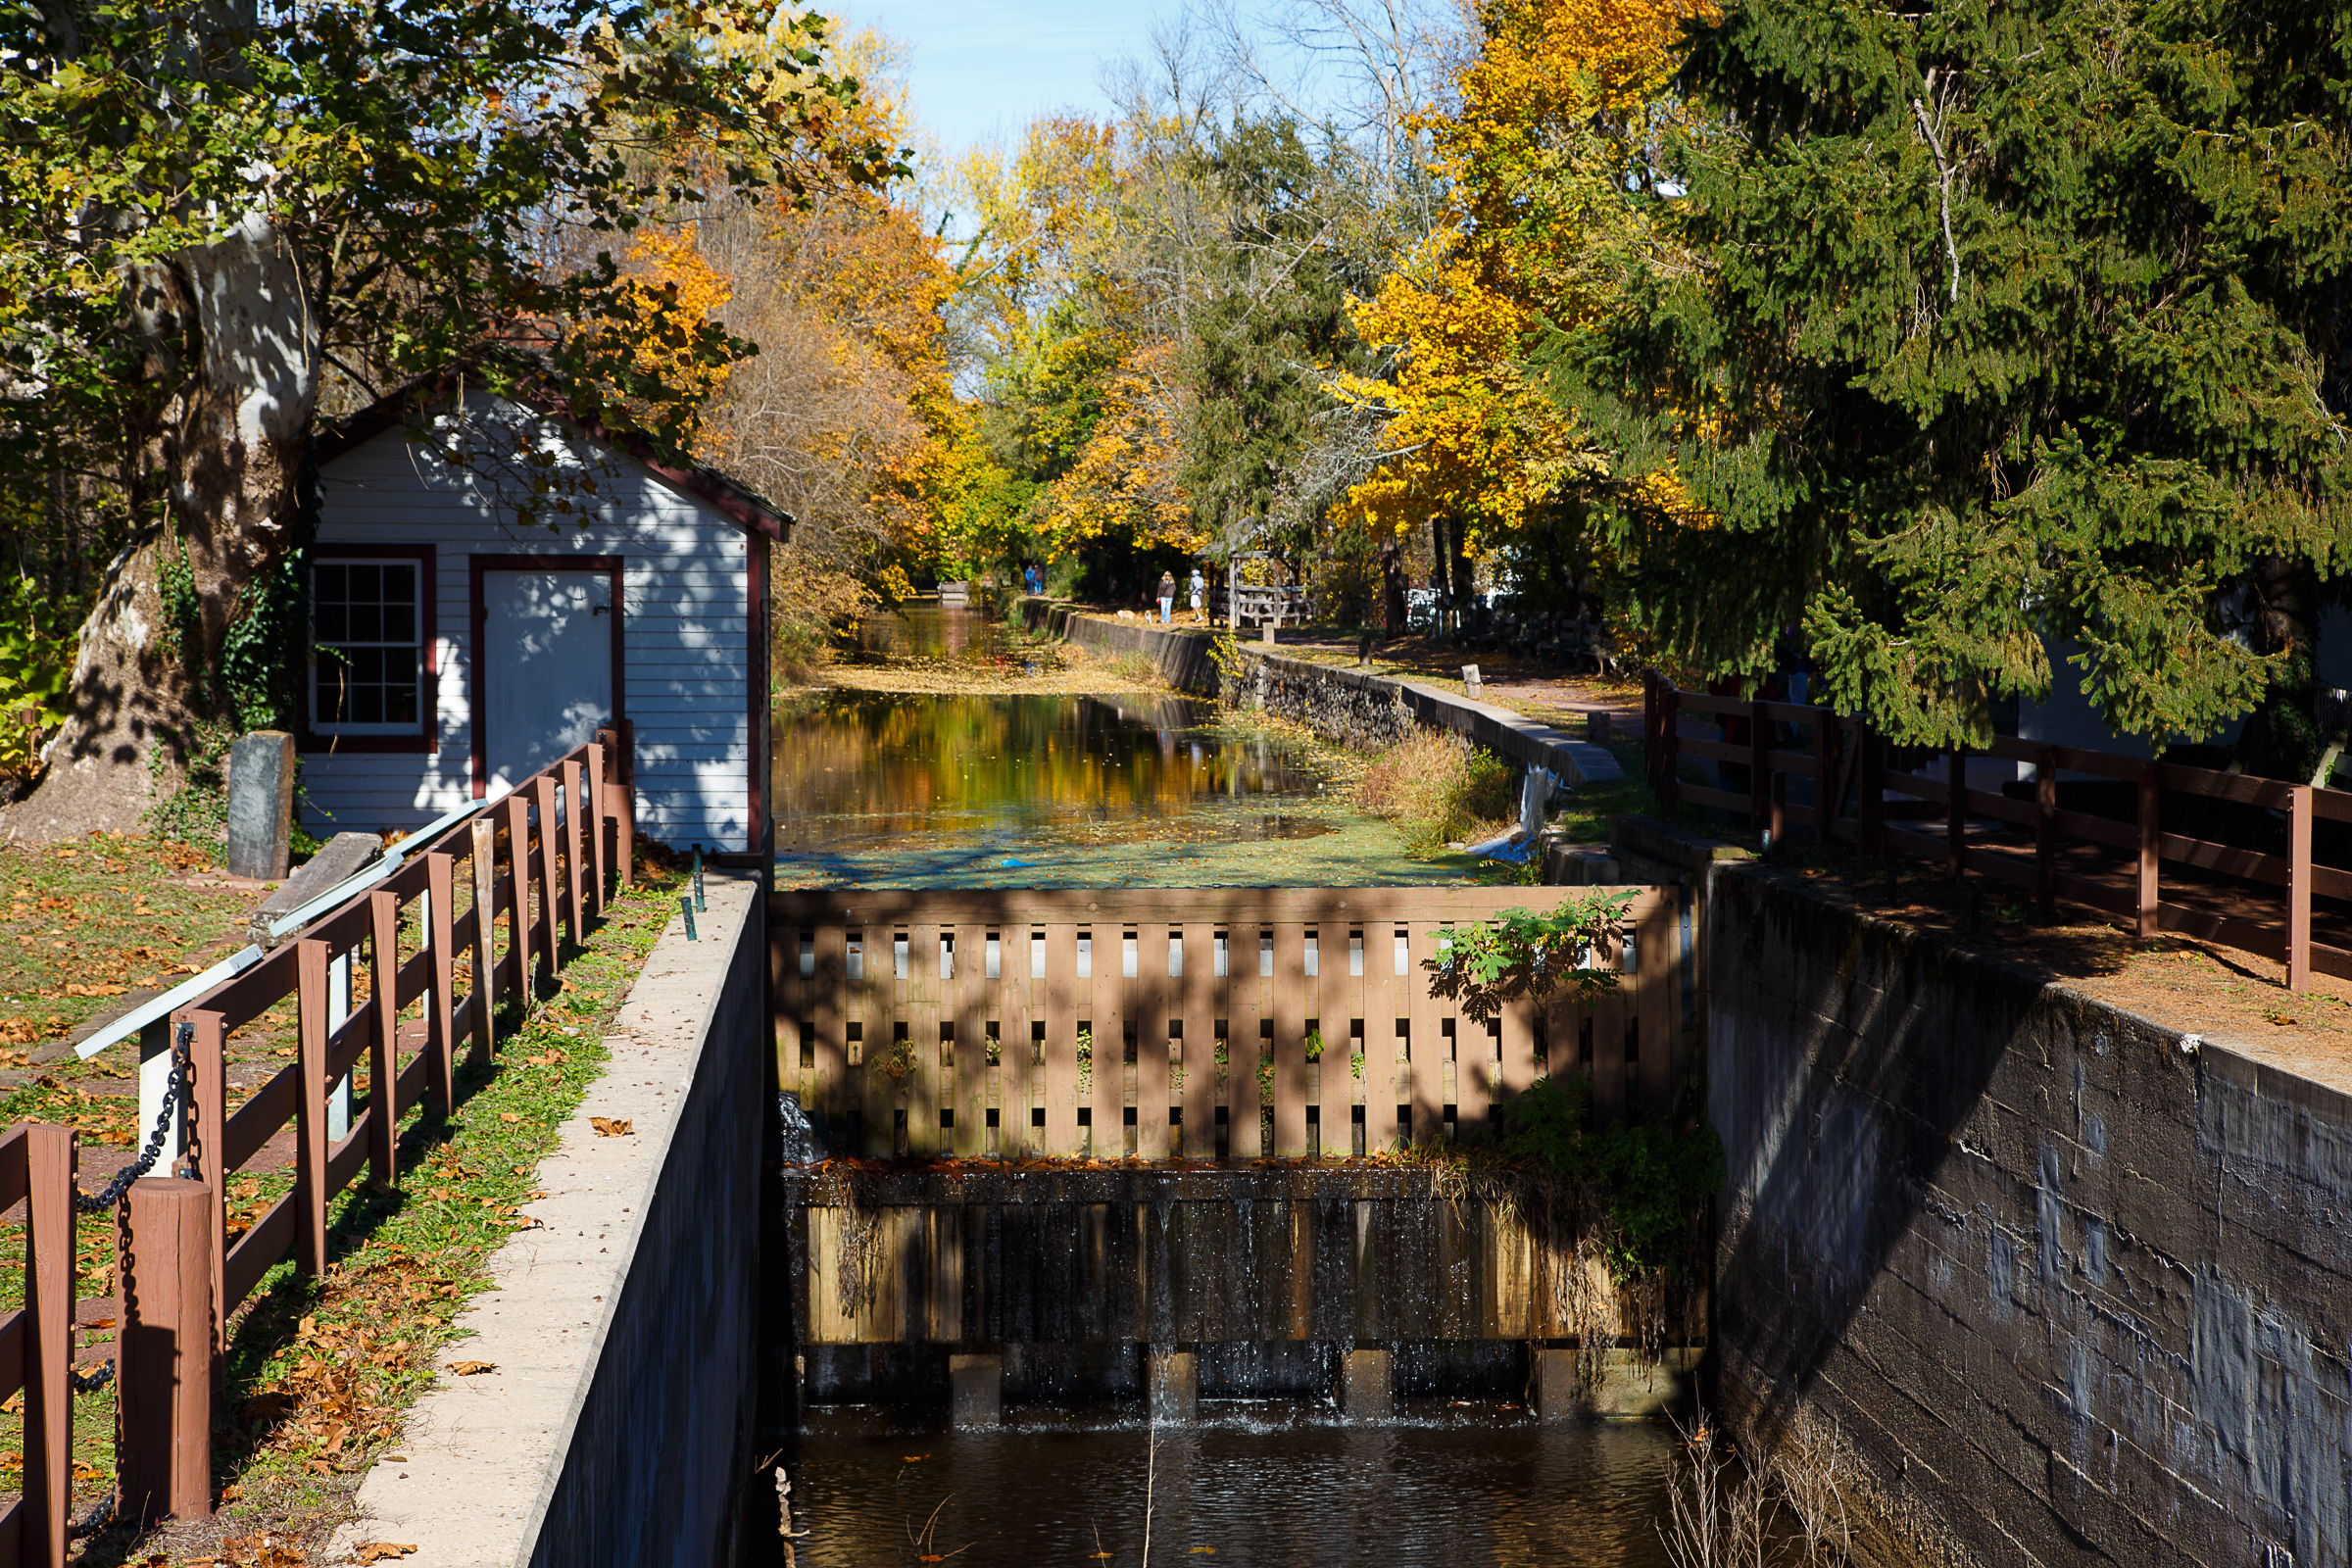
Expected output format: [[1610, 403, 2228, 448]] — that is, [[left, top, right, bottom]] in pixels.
[[747, 529, 770, 862], [314, 374, 794, 543], [467, 555, 626, 800], [298, 545, 437, 756]]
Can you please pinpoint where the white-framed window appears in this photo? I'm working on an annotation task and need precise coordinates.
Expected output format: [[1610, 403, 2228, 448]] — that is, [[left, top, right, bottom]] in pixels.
[[312, 558, 426, 734]]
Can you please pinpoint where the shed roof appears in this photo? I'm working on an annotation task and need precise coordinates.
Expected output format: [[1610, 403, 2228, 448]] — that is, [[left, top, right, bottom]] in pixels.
[[314, 372, 795, 543]]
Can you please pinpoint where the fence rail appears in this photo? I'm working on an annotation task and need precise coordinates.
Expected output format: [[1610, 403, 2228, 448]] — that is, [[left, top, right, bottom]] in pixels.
[[0, 729, 636, 1552], [1643, 669, 2352, 991], [0, 1125, 72, 1567], [772, 887, 1692, 1161]]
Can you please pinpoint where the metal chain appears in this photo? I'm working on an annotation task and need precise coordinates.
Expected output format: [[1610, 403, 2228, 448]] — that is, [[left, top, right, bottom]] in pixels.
[[74, 1021, 192, 1214], [70, 1360, 113, 1394], [68, 1490, 114, 1540]]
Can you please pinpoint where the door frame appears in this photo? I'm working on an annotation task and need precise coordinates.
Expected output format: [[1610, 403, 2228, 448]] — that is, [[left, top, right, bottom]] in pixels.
[[468, 554, 626, 800]]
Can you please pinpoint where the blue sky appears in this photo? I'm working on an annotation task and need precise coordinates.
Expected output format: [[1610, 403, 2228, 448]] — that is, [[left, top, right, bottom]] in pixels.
[[838, 0, 1179, 155]]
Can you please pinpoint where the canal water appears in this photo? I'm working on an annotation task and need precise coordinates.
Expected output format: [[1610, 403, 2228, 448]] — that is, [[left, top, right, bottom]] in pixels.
[[771, 604, 1696, 1564], [772, 687, 1483, 887], [789, 1404, 1681, 1567]]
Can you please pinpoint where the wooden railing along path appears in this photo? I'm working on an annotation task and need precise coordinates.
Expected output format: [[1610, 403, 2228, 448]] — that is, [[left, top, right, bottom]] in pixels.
[[0, 732, 636, 1555], [1644, 669, 2352, 991], [773, 887, 1694, 1162]]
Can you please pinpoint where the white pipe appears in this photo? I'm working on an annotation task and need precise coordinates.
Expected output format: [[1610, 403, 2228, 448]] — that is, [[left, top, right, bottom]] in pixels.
[[76, 945, 267, 1060]]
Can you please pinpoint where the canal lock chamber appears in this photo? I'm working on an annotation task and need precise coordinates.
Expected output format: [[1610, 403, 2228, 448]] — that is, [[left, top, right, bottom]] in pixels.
[[761, 1155, 1706, 1429]]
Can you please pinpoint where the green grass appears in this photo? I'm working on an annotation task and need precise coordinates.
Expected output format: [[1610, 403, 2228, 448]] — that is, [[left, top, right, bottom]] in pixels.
[[0, 856, 689, 1564]]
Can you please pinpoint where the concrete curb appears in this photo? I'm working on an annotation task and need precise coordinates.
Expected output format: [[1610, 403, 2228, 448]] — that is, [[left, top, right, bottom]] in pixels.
[[1017, 598, 1623, 787], [324, 874, 762, 1567]]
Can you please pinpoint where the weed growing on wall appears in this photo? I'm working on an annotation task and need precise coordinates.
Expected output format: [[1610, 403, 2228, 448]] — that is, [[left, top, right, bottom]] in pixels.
[[1495, 1074, 1725, 1282]]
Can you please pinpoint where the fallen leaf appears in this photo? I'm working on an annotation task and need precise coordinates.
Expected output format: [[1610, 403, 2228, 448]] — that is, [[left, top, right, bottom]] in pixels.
[[590, 1116, 632, 1138], [902, 1454, 929, 1462], [499, 1112, 521, 1124], [1190, 1549, 1218, 1556], [446, 1360, 498, 1376], [355, 1546, 418, 1564]]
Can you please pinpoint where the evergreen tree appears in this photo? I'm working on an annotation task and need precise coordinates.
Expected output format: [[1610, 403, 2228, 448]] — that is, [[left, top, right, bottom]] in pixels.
[[1179, 118, 1375, 568], [1573, 0, 2352, 760]]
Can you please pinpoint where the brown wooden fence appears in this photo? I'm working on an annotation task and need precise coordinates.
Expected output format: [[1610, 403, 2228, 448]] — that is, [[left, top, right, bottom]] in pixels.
[[771, 887, 1694, 1161], [1644, 669, 2352, 991], [0, 735, 635, 1551], [0, 1125, 73, 1566]]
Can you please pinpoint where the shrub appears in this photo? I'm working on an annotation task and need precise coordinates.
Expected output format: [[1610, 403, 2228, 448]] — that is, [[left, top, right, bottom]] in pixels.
[[1351, 729, 1517, 853]]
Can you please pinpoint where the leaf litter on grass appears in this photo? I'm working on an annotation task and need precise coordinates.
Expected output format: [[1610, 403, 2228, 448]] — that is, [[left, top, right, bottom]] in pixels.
[[63, 856, 691, 1567]]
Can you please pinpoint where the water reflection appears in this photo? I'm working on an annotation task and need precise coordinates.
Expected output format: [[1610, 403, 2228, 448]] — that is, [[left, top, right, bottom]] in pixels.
[[789, 1404, 1679, 1567], [842, 605, 1015, 664], [774, 693, 1334, 855]]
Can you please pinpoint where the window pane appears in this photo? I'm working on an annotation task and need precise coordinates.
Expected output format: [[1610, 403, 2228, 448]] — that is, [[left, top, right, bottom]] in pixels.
[[315, 564, 346, 605], [352, 646, 384, 684], [351, 683, 383, 723], [349, 564, 380, 604], [383, 650, 417, 722], [350, 601, 381, 643], [382, 597, 414, 645], [315, 600, 348, 642]]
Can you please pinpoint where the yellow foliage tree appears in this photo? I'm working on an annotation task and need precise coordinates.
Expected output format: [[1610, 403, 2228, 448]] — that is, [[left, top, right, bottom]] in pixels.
[[1039, 340, 1205, 557], [1332, 0, 1717, 559]]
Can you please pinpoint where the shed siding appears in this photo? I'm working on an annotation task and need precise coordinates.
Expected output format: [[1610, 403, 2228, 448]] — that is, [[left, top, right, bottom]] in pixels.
[[305, 405, 755, 853]]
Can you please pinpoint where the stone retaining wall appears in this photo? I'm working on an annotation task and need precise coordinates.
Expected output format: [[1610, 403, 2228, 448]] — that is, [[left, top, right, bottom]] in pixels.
[[1709, 864, 2352, 1568], [1016, 598, 1622, 786]]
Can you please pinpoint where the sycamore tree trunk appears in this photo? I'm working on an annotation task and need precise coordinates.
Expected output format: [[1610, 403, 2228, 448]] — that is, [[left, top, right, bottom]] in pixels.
[[1380, 534, 1406, 639], [2, 215, 315, 843]]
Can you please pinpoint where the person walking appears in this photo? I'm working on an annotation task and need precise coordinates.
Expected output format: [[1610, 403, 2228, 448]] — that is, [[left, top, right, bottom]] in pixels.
[[1157, 569, 1176, 625], [1188, 565, 1206, 623]]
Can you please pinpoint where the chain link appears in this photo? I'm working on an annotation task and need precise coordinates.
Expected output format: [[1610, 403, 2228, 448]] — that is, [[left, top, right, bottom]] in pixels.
[[69, 1359, 113, 1394], [68, 1490, 114, 1540], [74, 1021, 192, 1215]]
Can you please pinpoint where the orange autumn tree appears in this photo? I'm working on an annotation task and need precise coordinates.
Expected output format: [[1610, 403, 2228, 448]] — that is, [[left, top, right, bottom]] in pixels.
[[1332, 0, 1717, 565], [605, 226, 741, 451]]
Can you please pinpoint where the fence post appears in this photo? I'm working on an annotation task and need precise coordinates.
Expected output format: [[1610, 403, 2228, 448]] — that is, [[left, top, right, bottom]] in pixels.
[[295, 940, 331, 1277], [585, 741, 611, 908], [118, 1179, 215, 1524], [2137, 761, 2160, 939], [503, 793, 532, 995], [560, 758, 587, 948], [368, 889, 401, 1190], [24, 1123, 73, 1566], [174, 1008, 228, 1393], [1643, 672, 1660, 795], [425, 852, 458, 1117], [597, 721, 636, 888], [2035, 747, 2058, 917], [1748, 698, 1771, 835], [1946, 747, 1968, 875], [533, 773, 564, 976], [1812, 710, 1838, 840], [2289, 783, 2312, 992], [1658, 682, 1681, 813], [1860, 725, 1885, 857], [467, 817, 499, 1066]]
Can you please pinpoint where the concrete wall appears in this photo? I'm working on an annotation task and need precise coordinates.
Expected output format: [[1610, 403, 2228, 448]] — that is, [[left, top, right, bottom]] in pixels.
[[529, 877, 767, 1567], [331, 875, 769, 1568], [1015, 599, 1621, 786], [1708, 865, 2352, 1568]]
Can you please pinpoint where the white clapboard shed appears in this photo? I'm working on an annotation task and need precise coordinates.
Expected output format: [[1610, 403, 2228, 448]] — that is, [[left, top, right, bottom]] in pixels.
[[301, 386, 785, 863]]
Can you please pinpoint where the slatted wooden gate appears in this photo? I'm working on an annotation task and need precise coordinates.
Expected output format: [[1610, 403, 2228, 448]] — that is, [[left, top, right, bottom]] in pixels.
[[770, 887, 1694, 1160]]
